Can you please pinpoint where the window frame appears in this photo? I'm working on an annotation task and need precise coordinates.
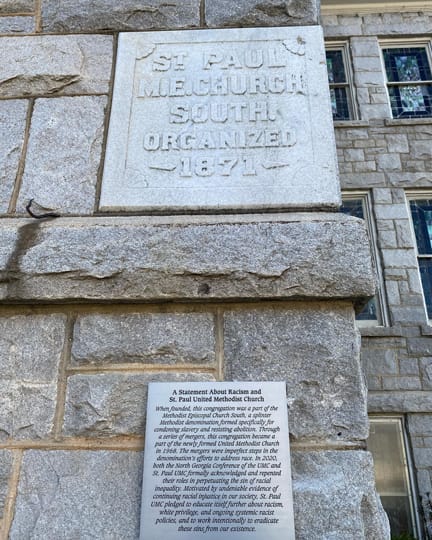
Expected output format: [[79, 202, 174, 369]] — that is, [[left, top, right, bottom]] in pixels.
[[368, 415, 422, 539], [380, 39, 432, 119], [406, 191, 432, 322], [341, 191, 389, 327], [325, 41, 357, 121]]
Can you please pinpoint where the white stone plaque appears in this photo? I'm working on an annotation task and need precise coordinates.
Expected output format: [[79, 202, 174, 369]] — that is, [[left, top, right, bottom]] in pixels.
[[100, 27, 339, 211], [140, 381, 295, 539]]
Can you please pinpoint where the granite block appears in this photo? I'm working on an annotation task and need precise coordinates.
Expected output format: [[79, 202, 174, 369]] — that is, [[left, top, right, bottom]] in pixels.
[[0, 214, 376, 302], [224, 303, 368, 443], [17, 96, 106, 215], [41, 0, 199, 32], [10, 450, 142, 539], [0, 100, 28, 213], [0, 35, 113, 97], [63, 372, 216, 437], [71, 313, 215, 365]]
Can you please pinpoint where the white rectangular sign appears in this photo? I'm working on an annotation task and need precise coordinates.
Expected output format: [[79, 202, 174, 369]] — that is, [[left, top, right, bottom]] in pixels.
[[140, 381, 295, 539], [100, 27, 339, 212]]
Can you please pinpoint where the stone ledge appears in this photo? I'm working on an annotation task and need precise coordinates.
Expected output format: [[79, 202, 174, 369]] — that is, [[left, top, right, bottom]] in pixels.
[[369, 391, 432, 412], [0, 213, 375, 303]]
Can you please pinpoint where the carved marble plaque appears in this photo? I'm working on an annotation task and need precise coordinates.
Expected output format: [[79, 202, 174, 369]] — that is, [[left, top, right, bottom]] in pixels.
[[100, 27, 339, 211], [140, 382, 295, 539]]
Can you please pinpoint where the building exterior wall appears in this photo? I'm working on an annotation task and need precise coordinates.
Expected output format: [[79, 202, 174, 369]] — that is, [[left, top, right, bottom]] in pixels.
[[2, 0, 432, 538], [322, 7, 432, 537]]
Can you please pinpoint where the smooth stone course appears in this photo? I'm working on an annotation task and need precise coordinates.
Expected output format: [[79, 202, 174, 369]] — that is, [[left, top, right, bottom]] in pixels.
[[0, 214, 375, 302], [206, 0, 319, 27], [71, 313, 216, 365], [292, 451, 390, 539], [0, 315, 66, 440], [17, 96, 107, 215], [100, 27, 338, 211], [63, 372, 215, 437], [0, 35, 112, 98], [224, 303, 368, 443], [41, 0, 200, 32], [0, 450, 13, 518], [0, 0, 34, 13], [9, 450, 143, 539], [0, 100, 28, 213]]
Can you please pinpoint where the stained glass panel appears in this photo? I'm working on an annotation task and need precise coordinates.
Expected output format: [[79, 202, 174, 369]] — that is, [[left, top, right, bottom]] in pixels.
[[383, 47, 432, 117]]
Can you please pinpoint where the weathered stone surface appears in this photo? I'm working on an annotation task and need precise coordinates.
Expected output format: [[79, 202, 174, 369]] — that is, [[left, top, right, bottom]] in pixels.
[[369, 391, 432, 413], [0, 0, 34, 13], [0, 314, 66, 440], [224, 303, 368, 443], [292, 451, 390, 539], [0, 214, 375, 302], [0, 35, 112, 98], [10, 450, 142, 539], [0, 16, 35, 33], [63, 372, 215, 436], [71, 313, 215, 365], [41, 0, 200, 32], [0, 100, 27, 213], [0, 450, 12, 518], [205, 0, 319, 27], [16, 96, 106, 215], [408, 413, 432, 435]]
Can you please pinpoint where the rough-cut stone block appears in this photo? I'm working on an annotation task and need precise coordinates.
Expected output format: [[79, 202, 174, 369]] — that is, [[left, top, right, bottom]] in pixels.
[[10, 450, 142, 539], [292, 451, 390, 539], [0, 100, 27, 213], [63, 372, 215, 436], [0, 214, 375, 302], [0, 314, 66, 440], [0, 35, 113, 97], [0, 0, 34, 13], [0, 16, 35, 33], [224, 303, 368, 443], [206, 0, 319, 27], [17, 96, 106, 215], [0, 450, 12, 518], [71, 313, 215, 365], [41, 0, 199, 32], [409, 414, 432, 436]]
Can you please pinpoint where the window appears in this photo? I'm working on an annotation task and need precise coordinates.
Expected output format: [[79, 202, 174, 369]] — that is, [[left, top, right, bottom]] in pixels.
[[340, 195, 387, 325], [409, 198, 432, 318], [367, 417, 420, 538], [383, 45, 432, 118], [326, 47, 353, 120]]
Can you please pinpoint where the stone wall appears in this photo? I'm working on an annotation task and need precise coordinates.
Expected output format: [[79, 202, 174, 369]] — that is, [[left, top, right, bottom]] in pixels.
[[323, 10, 432, 533], [0, 1, 391, 538]]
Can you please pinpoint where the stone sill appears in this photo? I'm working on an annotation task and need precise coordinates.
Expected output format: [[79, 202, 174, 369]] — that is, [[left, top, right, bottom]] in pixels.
[[385, 117, 432, 127], [359, 324, 403, 337], [333, 120, 370, 128], [368, 391, 432, 413]]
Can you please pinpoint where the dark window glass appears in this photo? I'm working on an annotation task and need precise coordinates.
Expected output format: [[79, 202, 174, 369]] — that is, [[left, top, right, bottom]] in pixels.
[[383, 47, 432, 118], [326, 50, 351, 121], [340, 200, 378, 321], [410, 199, 432, 318]]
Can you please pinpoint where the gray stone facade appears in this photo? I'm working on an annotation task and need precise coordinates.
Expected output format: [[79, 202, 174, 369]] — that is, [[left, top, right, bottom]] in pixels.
[[0, 0, 430, 538]]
